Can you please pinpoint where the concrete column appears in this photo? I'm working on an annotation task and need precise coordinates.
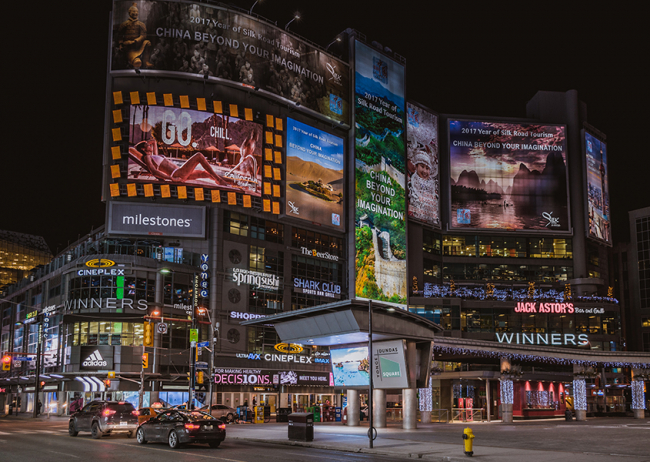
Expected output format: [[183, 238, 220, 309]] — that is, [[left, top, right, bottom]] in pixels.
[[421, 410, 431, 423], [402, 388, 418, 429], [631, 380, 646, 419], [486, 378, 491, 422], [500, 379, 513, 423], [346, 389, 359, 426], [573, 378, 587, 421], [57, 391, 66, 416], [373, 388, 386, 428]]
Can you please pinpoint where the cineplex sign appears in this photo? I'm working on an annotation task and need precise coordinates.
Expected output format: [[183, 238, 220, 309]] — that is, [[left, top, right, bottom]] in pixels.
[[213, 368, 330, 386]]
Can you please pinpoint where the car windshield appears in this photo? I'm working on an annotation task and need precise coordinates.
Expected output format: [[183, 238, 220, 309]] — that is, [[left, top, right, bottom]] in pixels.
[[107, 403, 135, 412], [179, 410, 215, 421]]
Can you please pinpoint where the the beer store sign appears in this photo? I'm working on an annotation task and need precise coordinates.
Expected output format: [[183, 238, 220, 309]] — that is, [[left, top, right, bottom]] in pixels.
[[300, 247, 339, 262], [496, 332, 589, 346]]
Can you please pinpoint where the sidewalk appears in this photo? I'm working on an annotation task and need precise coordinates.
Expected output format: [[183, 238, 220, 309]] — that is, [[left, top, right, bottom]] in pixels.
[[225, 420, 650, 462]]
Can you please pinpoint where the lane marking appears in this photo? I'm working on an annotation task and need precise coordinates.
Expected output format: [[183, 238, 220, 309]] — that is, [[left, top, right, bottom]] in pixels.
[[49, 450, 80, 458]]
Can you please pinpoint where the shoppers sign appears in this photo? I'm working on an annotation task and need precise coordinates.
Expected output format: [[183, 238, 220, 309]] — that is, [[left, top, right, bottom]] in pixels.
[[108, 202, 206, 238], [496, 332, 589, 346], [230, 311, 266, 320], [80, 346, 114, 370]]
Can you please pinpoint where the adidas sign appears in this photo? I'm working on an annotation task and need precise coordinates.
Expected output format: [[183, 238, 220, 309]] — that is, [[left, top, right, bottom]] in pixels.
[[82, 350, 108, 367]]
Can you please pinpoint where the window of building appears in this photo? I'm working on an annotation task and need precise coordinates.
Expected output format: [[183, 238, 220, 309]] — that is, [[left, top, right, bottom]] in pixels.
[[423, 229, 441, 255], [69, 322, 144, 347], [225, 212, 249, 237], [443, 236, 476, 256], [291, 228, 344, 258]]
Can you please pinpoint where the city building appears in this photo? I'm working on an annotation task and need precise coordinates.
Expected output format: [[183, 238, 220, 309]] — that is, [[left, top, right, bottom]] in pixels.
[[1, 0, 648, 422], [627, 207, 650, 352], [0, 230, 52, 293]]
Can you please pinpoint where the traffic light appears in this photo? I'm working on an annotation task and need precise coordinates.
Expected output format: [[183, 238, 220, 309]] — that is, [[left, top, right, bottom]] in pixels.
[[197, 371, 204, 384], [103, 379, 111, 388], [142, 353, 149, 369], [2, 355, 10, 371], [144, 321, 154, 347]]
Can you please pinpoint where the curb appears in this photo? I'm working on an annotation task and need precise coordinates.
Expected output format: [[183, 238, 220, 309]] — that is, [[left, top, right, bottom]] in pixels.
[[228, 436, 469, 461]]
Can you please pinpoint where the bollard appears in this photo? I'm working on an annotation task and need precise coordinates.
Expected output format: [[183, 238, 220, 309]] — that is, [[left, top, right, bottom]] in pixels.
[[462, 427, 475, 456]]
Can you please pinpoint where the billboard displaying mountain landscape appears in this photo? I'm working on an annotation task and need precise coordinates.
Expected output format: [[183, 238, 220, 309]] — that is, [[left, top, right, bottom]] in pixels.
[[449, 120, 569, 231], [354, 40, 407, 304], [285, 118, 344, 229]]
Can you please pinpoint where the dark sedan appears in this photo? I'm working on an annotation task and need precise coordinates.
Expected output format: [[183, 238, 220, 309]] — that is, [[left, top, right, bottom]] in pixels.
[[136, 409, 226, 449]]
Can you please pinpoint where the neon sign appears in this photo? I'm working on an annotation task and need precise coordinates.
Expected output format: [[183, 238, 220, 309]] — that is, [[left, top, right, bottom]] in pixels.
[[496, 332, 588, 346], [514, 302, 574, 314]]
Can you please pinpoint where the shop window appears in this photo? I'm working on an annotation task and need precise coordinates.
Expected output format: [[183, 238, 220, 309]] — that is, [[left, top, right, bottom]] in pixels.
[[423, 260, 440, 279], [249, 246, 265, 272], [292, 227, 343, 258]]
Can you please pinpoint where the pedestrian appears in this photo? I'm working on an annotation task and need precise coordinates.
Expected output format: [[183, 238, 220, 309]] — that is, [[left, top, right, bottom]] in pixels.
[[16, 396, 21, 415], [37, 400, 43, 416]]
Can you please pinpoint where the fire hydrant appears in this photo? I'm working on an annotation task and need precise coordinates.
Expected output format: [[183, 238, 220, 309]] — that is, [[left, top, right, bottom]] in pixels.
[[462, 427, 475, 456]]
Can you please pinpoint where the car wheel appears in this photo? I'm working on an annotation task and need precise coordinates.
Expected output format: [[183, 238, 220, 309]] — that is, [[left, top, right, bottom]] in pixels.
[[226, 413, 234, 422], [68, 420, 78, 437], [136, 427, 146, 444], [168, 430, 180, 449], [209, 441, 221, 448], [91, 422, 103, 439]]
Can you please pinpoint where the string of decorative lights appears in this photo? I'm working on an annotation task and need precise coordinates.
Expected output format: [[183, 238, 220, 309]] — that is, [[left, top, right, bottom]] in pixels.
[[419, 283, 618, 303], [432, 345, 649, 368], [418, 380, 433, 412], [500, 379, 513, 404], [573, 379, 587, 410], [631, 380, 646, 410]]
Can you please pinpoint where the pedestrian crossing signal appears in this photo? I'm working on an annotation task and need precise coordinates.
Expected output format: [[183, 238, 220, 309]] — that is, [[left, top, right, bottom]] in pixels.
[[2, 355, 10, 371], [142, 353, 149, 369]]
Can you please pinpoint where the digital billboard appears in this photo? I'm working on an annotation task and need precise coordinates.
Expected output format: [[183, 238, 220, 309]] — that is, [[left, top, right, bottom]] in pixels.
[[406, 103, 439, 227], [285, 118, 344, 229], [354, 41, 407, 304], [449, 121, 569, 231], [331, 346, 369, 387], [584, 132, 611, 244], [111, 0, 349, 124], [128, 105, 262, 195]]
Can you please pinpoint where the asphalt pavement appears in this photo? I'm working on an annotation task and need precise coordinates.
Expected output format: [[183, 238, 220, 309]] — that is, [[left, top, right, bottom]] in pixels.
[[1, 414, 649, 462]]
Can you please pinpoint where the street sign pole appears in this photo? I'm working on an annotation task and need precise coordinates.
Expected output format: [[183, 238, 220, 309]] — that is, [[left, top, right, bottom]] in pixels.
[[33, 317, 43, 418]]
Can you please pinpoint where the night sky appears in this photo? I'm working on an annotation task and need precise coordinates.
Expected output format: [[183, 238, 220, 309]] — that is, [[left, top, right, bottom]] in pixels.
[[3, 0, 647, 254]]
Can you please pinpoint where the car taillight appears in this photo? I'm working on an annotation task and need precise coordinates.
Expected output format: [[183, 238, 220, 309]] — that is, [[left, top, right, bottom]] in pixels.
[[218, 424, 226, 430], [184, 423, 200, 430], [132, 410, 139, 416], [103, 409, 116, 416]]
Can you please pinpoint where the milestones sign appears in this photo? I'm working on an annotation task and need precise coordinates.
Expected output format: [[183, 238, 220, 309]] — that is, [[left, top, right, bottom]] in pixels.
[[108, 202, 206, 238]]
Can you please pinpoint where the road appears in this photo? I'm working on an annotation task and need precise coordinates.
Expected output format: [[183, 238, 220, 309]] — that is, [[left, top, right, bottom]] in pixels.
[[0, 418, 408, 462]]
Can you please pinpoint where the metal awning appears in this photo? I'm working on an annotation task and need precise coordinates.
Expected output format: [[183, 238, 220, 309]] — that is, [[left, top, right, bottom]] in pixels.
[[241, 299, 443, 346]]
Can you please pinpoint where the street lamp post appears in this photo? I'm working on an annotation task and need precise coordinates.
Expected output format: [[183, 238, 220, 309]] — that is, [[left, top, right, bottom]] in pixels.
[[368, 299, 375, 448]]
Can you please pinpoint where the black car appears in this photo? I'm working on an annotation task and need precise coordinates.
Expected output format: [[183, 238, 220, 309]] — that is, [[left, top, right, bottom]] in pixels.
[[136, 409, 226, 449], [69, 400, 139, 439]]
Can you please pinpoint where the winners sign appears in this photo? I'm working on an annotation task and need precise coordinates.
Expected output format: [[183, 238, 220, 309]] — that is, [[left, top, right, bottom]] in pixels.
[[354, 41, 407, 304]]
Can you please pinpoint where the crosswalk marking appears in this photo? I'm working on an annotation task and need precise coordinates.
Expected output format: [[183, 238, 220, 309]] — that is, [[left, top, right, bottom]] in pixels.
[[0, 431, 12, 435]]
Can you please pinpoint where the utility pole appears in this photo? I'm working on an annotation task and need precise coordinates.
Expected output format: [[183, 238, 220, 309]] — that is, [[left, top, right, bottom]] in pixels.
[[32, 318, 43, 418], [368, 299, 374, 449], [189, 273, 198, 410]]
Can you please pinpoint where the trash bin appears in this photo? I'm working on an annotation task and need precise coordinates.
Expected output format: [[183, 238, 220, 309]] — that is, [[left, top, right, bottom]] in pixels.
[[276, 407, 292, 423], [288, 412, 314, 441], [565, 409, 573, 421]]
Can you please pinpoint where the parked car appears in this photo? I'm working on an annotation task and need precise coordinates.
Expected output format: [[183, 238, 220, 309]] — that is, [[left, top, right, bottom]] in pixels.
[[136, 407, 162, 425], [203, 404, 237, 421], [69, 401, 138, 439], [136, 409, 226, 449]]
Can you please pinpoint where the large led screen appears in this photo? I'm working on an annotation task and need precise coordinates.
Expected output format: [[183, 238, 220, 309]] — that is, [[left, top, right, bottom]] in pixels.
[[331, 346, 369, 387], [128, 105, 262, 195], [449, 121, 569, 231], [584, 132, 611, 244], [285, 118, 344, 229], [354, 41, 407, 304], [111, 0, 349, 124], [406, 103, 439, 227]]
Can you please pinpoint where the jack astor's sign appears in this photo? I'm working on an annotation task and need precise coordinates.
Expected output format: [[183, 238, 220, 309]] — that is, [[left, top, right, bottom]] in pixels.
[[514, 302, 575, 313]]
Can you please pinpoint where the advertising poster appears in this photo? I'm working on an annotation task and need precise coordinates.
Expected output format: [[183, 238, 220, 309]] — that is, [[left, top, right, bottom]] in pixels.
[[449, 120, 569, 231], [372, 340, 409, 389], [584, 132, 611, 244], [354, 41, 407, 304], [406, 103, 439, 226], [330, 346, 369, 387], [128, 105, 262, 195], [111, 0, 349, 124], [285, 118, 344, 229]]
